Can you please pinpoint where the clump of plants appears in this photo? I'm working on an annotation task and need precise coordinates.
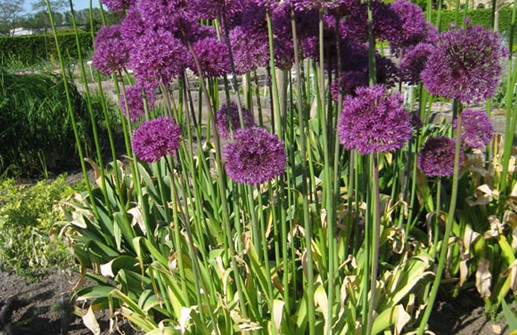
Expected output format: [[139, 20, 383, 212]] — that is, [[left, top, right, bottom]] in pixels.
[[0, 176, 84, 280], [51, 0, 517, 334], [0, 69, 119, 178]]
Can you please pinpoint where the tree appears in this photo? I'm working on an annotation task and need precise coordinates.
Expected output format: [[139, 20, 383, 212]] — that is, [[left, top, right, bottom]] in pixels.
[[31, 0, 68, 13], [0, 0, 25, 35]]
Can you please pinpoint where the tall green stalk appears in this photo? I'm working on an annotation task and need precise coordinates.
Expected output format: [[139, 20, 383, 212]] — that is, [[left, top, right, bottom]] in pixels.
[[290, 6, 315, 335], [44, 0, 98, 217], [186, 41, 249, 321], [417, 104, 463, 335], [499, 0, 517, 196]]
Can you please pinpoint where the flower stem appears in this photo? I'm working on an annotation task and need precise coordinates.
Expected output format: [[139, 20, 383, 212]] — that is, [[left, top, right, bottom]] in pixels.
[[365, 153, 381, 335], [417, 103, 463, 335], [290, 6, 316, 334]]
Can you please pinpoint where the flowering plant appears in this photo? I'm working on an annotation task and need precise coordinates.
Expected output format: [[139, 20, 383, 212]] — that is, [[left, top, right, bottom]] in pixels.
[[48, 0, 517, 334]]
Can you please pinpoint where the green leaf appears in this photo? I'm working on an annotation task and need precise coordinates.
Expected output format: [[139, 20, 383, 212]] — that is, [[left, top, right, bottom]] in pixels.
[[75, 285, 114, 300], [502, 300, 517, 331]]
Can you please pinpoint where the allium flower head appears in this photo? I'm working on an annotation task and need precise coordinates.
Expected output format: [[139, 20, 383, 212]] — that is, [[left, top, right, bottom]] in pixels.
[[338, 85, 412, 154], [399, 42, 434, 84], [418, 136, 464, 177], [389, 0, 437, 53], [190, 0, 243, 20], [224, 127, 287, 184], [132, 117, 182, 162], [230, 26, 269, 74], [137, 0, 185, 32], [121, 84, 156, 122], [100, 0, 133, 10], [409, 111, 423, 133], [191, 37, 230, 77], [129, 29, 189, 86], [92, 25, 129, 75], [346, 1, 402, 43], [216, 102, 255, 139], [421, 23, 508, 103], [454, 110, 494, 149], [120, 7, 146, 42]]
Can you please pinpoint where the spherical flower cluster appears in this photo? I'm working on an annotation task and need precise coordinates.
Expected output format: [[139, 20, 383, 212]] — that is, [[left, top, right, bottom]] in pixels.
[[338, 85, 412, 154], [418, 136, 464, 177], [132, 117, 182, 163], [92, 25, 129, 75], [399, 42, 434, 84], [129, 29, 189, 86], [409, 111, 423, 133], [136, 0, 185, 33], [190, 0, 243, 20], [230, 27, 269, 74], [100, 0, 133, 11], [120, 7, 146, 42], [191, 37, 230, 77], [121, 84, 156, 122], [346, 1, 402, 43], [389, 0, 436, 53], [421, 23, 508, 103], [216, 102, 255, 139], [454, 110, 494, 149], [224, 127, 287, 184]]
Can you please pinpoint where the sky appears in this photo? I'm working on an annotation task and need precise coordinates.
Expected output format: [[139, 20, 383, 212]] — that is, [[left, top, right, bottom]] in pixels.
[[24, 0, 97, 13]]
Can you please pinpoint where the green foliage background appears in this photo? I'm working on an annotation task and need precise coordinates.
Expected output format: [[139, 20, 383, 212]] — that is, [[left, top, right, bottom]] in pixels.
[[0, 69, 119, 177], [0, 32, 93, 66], [0, 176, 84, 280]]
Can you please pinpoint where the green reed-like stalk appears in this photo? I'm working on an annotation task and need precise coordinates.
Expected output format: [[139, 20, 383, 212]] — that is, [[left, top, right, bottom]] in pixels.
[[290, 7, 316, 334], [500, 0, 517, 196], [418, 103, 463, 335], [45, 0, 98, 217]]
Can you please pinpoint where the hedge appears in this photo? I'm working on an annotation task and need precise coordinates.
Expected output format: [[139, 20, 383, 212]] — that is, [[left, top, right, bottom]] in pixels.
[[431, 8, 516, 42], [0, 32, 93, 66]]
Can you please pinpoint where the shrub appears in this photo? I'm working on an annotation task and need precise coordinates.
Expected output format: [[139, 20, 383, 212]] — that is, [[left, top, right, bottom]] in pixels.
[[0, 32, 93, 67], [432, 8, 516, 43], [0, 70, 119, 177], [0, 176, 85, 280]]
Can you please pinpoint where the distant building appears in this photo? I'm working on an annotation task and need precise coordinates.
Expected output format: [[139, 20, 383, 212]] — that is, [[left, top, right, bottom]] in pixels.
[[9, 28, 35, 36]]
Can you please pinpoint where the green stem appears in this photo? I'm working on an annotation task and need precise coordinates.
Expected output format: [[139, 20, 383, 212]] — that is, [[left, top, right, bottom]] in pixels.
[[186, 41, 249, 321], [290, 6, 315, 335], [417, 103, 463, 335], [365, 154, 381, 335], [45, 0, 98, 217]]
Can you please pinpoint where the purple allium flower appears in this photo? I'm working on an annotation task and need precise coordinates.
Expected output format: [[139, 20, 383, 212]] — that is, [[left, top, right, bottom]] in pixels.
[[399, 42, 434, 84], [190, 0, 243, 20], [136, 0, 185, 33], [216, 102, 255, 139], [338, 85, 412, 155], [330, 46, 398, 100], [120, 7, 146, 42], [346, 1, 402, 43], [191, 37, 230, 77], [129, 29, 189, 86], [224, 127, 287, 184], [389, 0, 437, 53], [100, 0, 133, 10], [92, 25, 129, 75], [324, 0, 355, 17], [121, 84, 156, 122], [410, 111, 423, 133], [132, 117, 182, 163], [418, 136, 464, 177], [454, 110, 494, 149], [421, 23, 508, 103], [230, 26, 270, 74]]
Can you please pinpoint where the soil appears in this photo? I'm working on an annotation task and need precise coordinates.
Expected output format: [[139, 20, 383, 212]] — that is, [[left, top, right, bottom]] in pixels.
[[0, 267, 512, 335], [0, 270, 141, 335]]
